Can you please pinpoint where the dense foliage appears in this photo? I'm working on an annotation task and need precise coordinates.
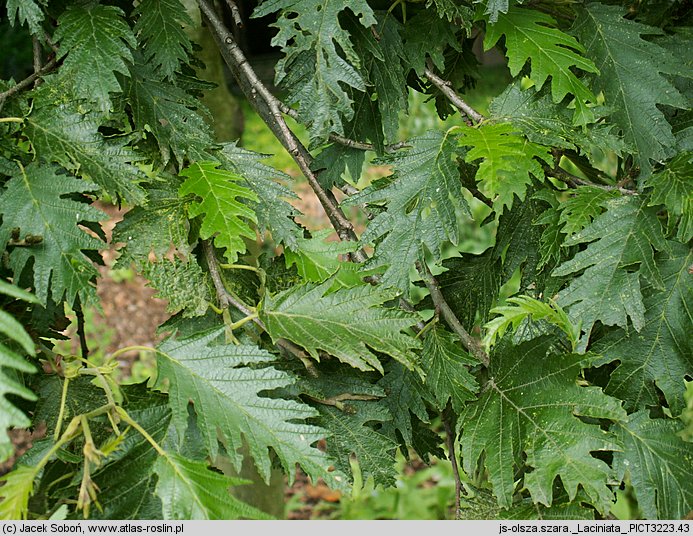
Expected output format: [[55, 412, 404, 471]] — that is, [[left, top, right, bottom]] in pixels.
[[0, 0, 691, 520]]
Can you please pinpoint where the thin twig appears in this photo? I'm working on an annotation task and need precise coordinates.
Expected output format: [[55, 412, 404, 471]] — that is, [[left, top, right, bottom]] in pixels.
[[548, 165, 637, 196], [443, 408, 462, 520], [0, 57, 58, 103], [224, 0, 244, 28], [278, 101, 409, 154], [424, 67, 484, 125], [417, 262, 489, 367], [32, 37, 43, 84], [203, 240, 318, 375], [198, 0, 362, 253]]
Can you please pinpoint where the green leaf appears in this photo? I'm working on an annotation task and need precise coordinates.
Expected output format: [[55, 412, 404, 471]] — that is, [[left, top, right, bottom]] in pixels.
[[421, 325, 479, 414], [141, 258, 211, 318], [6, 0, 44, 35], [476, 0, 514, 23], [179, 161, 258, 264], [317, 401, 398, 487], [126, 62, 215, 165], [460, 123, 551, 214], [553, 197, 669, 348], [484, 7, 599, 125], [0, 465, 39, 520], [483, 295, 580, 352], [89, 385, 171, 520], [0, 283, 37, 464], [555, 187, 618, 240], [0, 164, 105, 304], [612, 411, 693, 520], [427, 0, 475, 24], [490, 82, 628, 165], [350, 15, 408, 142], [53, 5, 136, 112], [253, 0, 376, 143], [347, 130, 467, 293], [645, 152, 693, 243], [284, 229, 356, 284], [499, 491, 596, 520], [402, 9, 462, 76], [155, 453, 269, 520], [133, 0, 193, 79], [593, 243, 693, 416], [113, 176, 191, 265], [378, 361, 430, 443], [431, 249, 502, 328], [459, 337, 626, 512], [25, 104, 146, 205], [573, 4, 690, 175], [154, 328, 337, 486], [261, 281, 421, 373], [216, 143, 302, 250]]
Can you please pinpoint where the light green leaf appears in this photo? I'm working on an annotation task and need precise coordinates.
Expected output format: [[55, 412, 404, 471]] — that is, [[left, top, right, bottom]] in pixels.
[[0, 465, 39, 520], [216, 143, 302, 249], [645, 152, 693, 243], [594, 243, 693, 416], [0, 283, 37, 464], [490, 82, 628, 164], [284, 229, 356, 283], [53, 5, 136, 111], [154, 453, 270, 520], [253, 0, 376, 143], [613, 411, 693, 520], [421, 325, 479, 414], [179, 161, 258, 264], [261, 281, 421, 373], [484, 7, 599, 125], [133, 0, 193, 78], [553, 197, 669, 348], [6, 0, 44, 35], [0, 164, 105, 304], [573, 4, 690, 175], [459, 337, 626, 513], [483, 295, 580, 352], [460, 123, 551, 214], [154, 329, 337, 486]]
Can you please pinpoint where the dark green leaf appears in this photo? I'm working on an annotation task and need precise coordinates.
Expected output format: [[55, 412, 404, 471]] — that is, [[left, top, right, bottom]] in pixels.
[[133, 0, 193, 79], [261, 281, 421, 373], [421, 325, 479, 413], [53, 5, 136, 111], [573, 4, 690, 175], [0, 164, 104, 304], [594, 243, 692, 416], [613, 411, 693, 520], [459, 337, 626, 512], [553, 197, 669, 348]]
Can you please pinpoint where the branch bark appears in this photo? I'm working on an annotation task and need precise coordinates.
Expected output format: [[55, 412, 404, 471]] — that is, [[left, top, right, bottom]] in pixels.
[[417, 262, 489, 367], [0, 57, 58, 103], [424, 67, 485, 125], [197, 0, 364, 255], [203, 240, 317, 375]]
